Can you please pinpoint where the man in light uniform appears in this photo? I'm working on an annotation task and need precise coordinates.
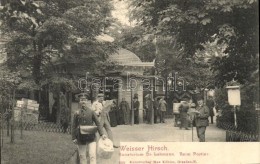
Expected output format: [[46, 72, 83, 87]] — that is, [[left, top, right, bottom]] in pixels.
[[92, 94, 118, 148]]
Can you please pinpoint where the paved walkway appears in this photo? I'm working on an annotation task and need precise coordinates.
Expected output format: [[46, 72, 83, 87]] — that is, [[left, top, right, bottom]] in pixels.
[[66, 119, 226, 164], [112, 118, 225, 143], [101, 119, 225, 164]]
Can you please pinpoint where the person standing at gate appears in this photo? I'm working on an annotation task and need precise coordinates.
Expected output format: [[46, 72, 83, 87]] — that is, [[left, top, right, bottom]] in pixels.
[[153, 97, 159, 123], [178, 98, 190, 130], [206, 96, 215, 124], [159, 97, 167, 123], [195, 97, 209, 142], [119, 98, 130, 125], [145, 94, 153, 124], [133, 96, 140, 124], [109, 100, 118, 127], [116, 101, 124, 125]]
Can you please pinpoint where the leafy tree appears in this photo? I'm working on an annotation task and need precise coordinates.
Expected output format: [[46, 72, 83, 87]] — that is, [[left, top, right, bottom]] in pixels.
[[118, 24, 213, 90], [0, 0, 115, 89], [128, 0, 259, 87], [0, 67, 21, 112], [1, 0, 116, 123], [116, 25, 156, 62]]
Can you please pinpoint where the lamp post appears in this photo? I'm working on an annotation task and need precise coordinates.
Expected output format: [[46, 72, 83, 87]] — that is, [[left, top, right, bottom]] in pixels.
[[226, 86, 241, 129], [167, 75, 173, 114], [131, 83, 134, 126]]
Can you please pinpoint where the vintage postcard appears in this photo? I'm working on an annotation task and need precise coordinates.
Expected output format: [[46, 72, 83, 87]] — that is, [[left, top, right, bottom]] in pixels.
[[0, 0, 259, 164]]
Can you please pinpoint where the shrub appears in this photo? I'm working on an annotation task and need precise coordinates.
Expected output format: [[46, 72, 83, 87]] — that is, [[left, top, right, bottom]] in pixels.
[[215, 86, 259, 134]]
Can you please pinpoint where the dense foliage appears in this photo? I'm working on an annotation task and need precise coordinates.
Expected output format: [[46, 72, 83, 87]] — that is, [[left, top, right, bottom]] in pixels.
[[0, 68, 21, 112], [125, 0, 259, 133], [128, 0, 259, 87], [0, 0, 115, 88]]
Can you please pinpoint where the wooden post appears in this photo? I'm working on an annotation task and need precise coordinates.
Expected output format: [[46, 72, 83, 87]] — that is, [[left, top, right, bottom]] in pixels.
[[165, 75, 168, 98], [7, 117, 9, 136], [151, 79, 154, 125], [234, 106, 237, 129], [57, 84, 61, 124], [131, 87, 134, 126], [1, 113, 3, 146], [204, 90, 206, 104], [20, 107, 23, 139], [7, 95, 11, 136], [257, 108, 260, 141], [1, 111, 2, 147], [68, 91, 72, 123], [0, 113, 2, 164], [192, 121, 194, 142], [10, 89, 15, 144]]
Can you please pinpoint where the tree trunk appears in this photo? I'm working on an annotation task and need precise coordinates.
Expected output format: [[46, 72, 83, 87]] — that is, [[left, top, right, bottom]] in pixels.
[[32, 40, 42, 102], [10, 89, 15, 144], [68, 92, 72, 122], [56, 84, 61, 124], [32, 50, 42, 85]]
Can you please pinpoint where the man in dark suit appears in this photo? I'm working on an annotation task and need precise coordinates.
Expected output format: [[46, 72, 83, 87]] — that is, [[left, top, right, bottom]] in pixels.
[[145, 94, 153, 124], [133, 97, 140, 124], [153, 97, 159, 124], [195, 97, 209, 142], [206, 96, 215, 124]]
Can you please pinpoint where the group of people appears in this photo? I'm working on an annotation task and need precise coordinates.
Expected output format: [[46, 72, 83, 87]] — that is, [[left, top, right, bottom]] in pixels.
[[107, 96, 140, 126], [109, 94, 170, 126], [178, 96, 215, 142], [71, 93, 215, 164], [144, 95, 167, 124]]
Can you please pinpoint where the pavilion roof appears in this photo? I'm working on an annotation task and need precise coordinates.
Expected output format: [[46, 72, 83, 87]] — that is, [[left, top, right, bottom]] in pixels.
[[108, 48, 154, 67]]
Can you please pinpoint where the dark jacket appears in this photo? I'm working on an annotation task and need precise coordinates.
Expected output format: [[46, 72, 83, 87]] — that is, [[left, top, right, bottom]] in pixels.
[[145, 99, 153, 111], [153, 100, 159, 115], [179, 102, 189, 118], [120, 101, 129, 112], [133, 101, 140, 110], [72, 107, 104, 144], [109, 105, 118, 127], [206, 99, 215, 116], [195, 105, 209, 127]]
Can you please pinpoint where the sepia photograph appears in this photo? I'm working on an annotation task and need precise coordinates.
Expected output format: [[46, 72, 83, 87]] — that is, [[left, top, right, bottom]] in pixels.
[[0, 0, 259, 164]]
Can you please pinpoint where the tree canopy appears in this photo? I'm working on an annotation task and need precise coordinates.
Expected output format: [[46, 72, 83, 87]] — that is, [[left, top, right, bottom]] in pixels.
[[0, 0, 115, 88], [128, 0, 259, 87]]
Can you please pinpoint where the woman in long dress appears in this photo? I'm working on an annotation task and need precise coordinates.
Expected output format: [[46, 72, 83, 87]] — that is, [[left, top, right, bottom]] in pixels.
[[109, 100, 118, 127]]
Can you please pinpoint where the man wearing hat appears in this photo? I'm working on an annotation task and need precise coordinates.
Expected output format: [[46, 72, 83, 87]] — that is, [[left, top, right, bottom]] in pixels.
[[92, 93, 118, 148], [133, 95, 140, 124], [92, 94, 104, 116], [144, 94, 153, 124], [206, 96, 215, 124], [77, 94, 89, 109], [158, 97, 167, 123], [72, 100, 106, 164], [194, 97, 209, 142]]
